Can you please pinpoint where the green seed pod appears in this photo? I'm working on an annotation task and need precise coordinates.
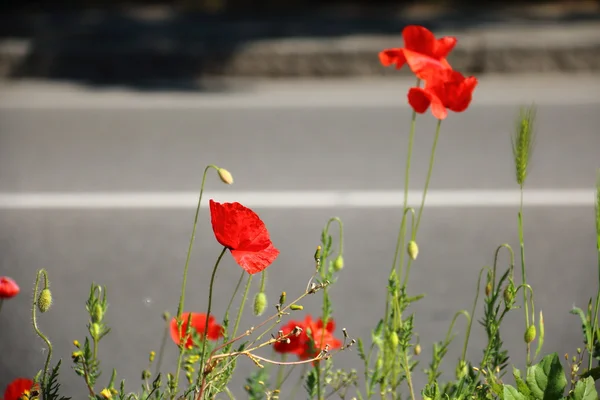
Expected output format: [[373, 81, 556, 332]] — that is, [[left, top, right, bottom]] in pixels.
[[37, 288, 53, 313], [524, 324, 537, 344], [485, 282, 492, 297], [142, 369, 151, 380], [217, 168, 234, 185], [253, 292, 267, 316], [290, 304, 303, 311], [407, 240, 419, 261], [375, 358, 383, 372], [333, 255, 344, 271], [279, 291, 286, 305]]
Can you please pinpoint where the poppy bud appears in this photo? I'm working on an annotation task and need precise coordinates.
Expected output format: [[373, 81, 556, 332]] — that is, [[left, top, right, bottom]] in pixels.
[[407, 241, 419, 261], [524, 324, 536, 344], [503, 283, 515, 308], [92, 304, 104, 323], [290, 304, 303, 311], [456, 359, 468, 379], [414, 343, 421, 356], [142, 369, 151, 380], [485, 283, 492, 297], [376, 358, 383, 372], [279, 291, 286, 305], [90, 322, 102, 339], [388, 331, 399, 350], [253, 292, 267, 316], [314, 246, 322, 262], [162, 311, 170, 321], [217, 168, 234, 185], [37, 288, 53, 313], [333, 255, 344, 271]]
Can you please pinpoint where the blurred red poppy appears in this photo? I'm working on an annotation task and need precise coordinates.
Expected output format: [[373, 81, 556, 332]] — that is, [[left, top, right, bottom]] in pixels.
[[170, 312, 224, 349], [0, 276, 20, 299], [273, 315, 342, 361], [3, 378, 34, 400], [408, 69, 478, 120], [209, 200, 280, 274], [379, 25, 456, 79]]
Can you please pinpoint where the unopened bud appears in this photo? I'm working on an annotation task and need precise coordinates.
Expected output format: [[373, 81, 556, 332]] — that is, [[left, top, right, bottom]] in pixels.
[[407, 240, 419, 261], [149, 351, 156, 362], [456, 360, 468, 379], [92, 304, 104, 323], [37, 288, 53, 313], [414, 343, 421, 356], [503, 283, 515, 308], [333, 255, 344, 271], [90, 322, 102, 338], [152, 373, 162, 390], [73, 340, 80, 348], [217, 168, 234, 185], [279, 291, 286, 305], [142, 369, 151, 380], [314, 246, 322, 262], [485, 283, 492, 297], [524, 324, 537, 344], [71, 351, 83, 362], [388, 331, 399, 350], [290, 304, 303, 311], [162, 311, 170, 321], [100, 388, 113, 399], [253, 292, 267, 316]]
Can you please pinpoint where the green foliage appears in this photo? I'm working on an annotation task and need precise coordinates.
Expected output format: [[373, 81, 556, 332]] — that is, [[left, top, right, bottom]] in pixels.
[[44, 360, 71, 400]]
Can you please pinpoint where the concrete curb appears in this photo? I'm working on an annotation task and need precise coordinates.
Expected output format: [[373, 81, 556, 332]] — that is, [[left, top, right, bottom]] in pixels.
[[1, 20, 599, 79]]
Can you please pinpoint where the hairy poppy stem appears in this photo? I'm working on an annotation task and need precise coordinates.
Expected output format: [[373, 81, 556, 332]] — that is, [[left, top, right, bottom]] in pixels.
[[518, 189, 532, 365], [32, 269, 52, 390], [224, 270, 245, 322], [172, 164, 219, 396], [591, 170, 600, 370], [403, 118, 442, 288], [196, 246, 227, 392]]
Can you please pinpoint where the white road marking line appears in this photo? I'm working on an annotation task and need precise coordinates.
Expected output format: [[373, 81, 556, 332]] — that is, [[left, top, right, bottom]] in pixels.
[[0, 190, 595, 209]]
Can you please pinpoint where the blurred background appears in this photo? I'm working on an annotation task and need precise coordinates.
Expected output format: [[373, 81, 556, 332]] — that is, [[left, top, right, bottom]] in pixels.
[[1, 0, 600, 398]]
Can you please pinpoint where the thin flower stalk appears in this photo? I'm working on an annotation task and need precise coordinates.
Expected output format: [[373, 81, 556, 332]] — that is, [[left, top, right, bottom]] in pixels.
[[590, 169, 600, 370]]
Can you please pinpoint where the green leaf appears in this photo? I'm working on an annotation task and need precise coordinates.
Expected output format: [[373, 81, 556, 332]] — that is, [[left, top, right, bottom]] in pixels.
[[504, 384, 527, 400], [569, 377, 597, 400], [570, 307, 592, 350], [526, 353, 567, 400], [514, 367, 532, 398]]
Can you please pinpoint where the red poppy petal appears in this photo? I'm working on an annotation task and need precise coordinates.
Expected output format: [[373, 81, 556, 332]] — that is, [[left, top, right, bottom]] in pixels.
[[209, 200, 272, 252], [402, 25, 436, 56], [433, 36, 457, 59], [449, 76, 478, 112], [0, 276, 20, 299], [407, 87, 432, 114], [326, 319, 336, 332], [402, 49, 447, 80], [430, 96, 448, 120], [170, 313, 190, 347], [230, 242, 280, 274], [379, 49, 406, 69], [4, 378, 34, 400]]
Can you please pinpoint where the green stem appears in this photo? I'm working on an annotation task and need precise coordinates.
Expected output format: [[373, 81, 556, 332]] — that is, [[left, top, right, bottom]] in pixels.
[[403, 118, 442, 287], [592, 247, 600, 370], [155, 312, 170, 375], [325, 217, 344, 260], [225, 270, 245, 322], [32, 269, 52, 389], [260, 270, 267, 292], [316, 364, 323, 400], [463, 268, 488, 361], [402, 351, 416, 400], [276, 354, 288, 389], [232, 273, 253, 338], [518, 188, 531, 364], [195, 247, 227, 387]]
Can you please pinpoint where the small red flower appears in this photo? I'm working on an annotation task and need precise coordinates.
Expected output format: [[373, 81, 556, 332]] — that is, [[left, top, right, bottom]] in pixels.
[[273, 315, 342, 361], [170, 312, 224, 349], [209, 200, 280, 274], [408, 69, 478, 120], [379, 25, 457, 79], [273, 319, 305, 356], [3, 378, 34, 400], [300, 315, 342, 360], [0, 276, 20, 299]]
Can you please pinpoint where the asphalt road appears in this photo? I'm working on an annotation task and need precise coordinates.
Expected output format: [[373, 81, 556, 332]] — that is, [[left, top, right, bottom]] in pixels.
[[0, 74, 599, 398]]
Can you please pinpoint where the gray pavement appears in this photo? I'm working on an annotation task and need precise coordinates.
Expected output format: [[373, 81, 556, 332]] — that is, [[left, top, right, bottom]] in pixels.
[[0, 74, 599, 398]]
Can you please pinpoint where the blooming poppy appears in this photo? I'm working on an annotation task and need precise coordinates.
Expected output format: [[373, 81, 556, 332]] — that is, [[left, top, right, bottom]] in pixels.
[[0, 276, 20, 299], [3, 378, 35, 400], [170, 312, 224, 349], [273, 319, 306, 356], [379, 25, 457, 80], [273, 315, 342, 361], [300, 315, 342, 360], [209, 200, 280, 274], [407, 69, 478, 120]]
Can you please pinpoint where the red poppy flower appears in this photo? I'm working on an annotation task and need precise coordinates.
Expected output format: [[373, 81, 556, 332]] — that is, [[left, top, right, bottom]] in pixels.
[[273, 319, 306, 356], [407, 69, 478, 120], [209, 200, 280, 274], [170, 312, 224, 349], [300, 315, 342, 360], [0, 276, 20, 299], [3, 378, 34, 400], [380, 25, 456, 80]]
